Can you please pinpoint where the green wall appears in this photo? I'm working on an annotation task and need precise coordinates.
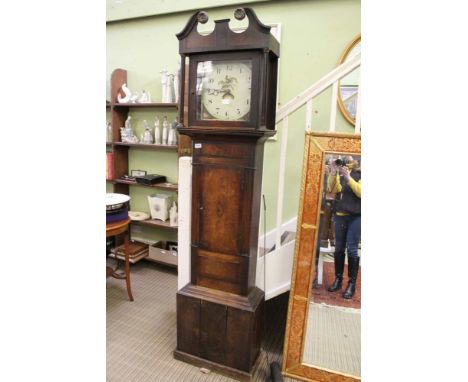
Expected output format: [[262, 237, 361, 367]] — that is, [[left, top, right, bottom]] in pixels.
[[107, 0, 271, 22], [106, 0, 360, 238]]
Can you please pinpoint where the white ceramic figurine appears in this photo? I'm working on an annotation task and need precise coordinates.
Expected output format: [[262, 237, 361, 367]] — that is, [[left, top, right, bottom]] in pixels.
[[117, 83, 132, 103], [154, 117, 161, 144], [162, 116, 169, 145], [169, 202, 178, 227], [142, 120, 153, 144]]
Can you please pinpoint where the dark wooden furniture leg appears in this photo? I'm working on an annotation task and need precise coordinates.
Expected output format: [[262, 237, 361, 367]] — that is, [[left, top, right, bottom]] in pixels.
[[124, 232, 134, 301]]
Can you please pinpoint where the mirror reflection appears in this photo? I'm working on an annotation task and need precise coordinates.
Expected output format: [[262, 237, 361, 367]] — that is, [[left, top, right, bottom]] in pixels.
[[303, 154, 361, 377], [338, 36, 361, 125]]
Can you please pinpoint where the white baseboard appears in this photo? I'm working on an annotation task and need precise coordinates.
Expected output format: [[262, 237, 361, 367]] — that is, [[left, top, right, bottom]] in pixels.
[[265, 282, 291, 300]]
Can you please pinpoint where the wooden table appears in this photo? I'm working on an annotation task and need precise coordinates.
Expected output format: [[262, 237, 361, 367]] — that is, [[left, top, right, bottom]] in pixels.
[[106, 218, 133, 301]]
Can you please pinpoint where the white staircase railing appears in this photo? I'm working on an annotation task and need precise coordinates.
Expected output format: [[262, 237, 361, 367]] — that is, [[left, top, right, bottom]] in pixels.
[[257, 53, 361, 299], [276, 53, 361, 125]]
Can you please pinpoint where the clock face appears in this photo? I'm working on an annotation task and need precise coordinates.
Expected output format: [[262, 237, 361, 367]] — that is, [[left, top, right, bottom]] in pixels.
[[196, 60, 252, 122]]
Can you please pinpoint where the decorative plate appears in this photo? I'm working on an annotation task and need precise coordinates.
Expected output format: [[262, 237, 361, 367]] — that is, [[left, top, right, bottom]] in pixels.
[[128, 211, 150, 221], [106, 193, 131, 207]]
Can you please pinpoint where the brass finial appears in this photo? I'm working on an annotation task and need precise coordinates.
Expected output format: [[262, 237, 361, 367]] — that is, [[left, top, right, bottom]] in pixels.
[[234, 8, 246, 20], [197, 11, 209, 24]]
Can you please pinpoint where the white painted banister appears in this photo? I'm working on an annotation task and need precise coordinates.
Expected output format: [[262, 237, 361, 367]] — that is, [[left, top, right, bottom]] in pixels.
[[329, 81, 339, 132], [305, 100, 313, 132], [276, 53, 360, 124], [275, 116, 289, 252]]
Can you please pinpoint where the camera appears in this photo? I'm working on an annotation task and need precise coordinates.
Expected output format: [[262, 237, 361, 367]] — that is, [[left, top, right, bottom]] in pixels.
[[334, 158, 345, 166]]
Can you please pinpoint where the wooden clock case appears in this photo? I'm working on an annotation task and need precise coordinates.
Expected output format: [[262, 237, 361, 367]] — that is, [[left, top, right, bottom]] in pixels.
[[174, 8, 279, 381]]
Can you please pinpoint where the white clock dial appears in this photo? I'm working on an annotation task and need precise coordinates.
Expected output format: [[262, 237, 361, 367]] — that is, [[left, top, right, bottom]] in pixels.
[[198, 60, 252, 121]]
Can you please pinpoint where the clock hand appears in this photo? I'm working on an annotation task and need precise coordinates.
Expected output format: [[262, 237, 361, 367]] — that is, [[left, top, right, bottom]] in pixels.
[[204, 88, 223, 96], [222, 90, 234, 101]]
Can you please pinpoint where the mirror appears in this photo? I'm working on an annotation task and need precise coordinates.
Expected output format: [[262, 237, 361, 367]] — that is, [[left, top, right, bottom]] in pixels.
[[283, 132, 361, 382], [337, 35, 361, 125]]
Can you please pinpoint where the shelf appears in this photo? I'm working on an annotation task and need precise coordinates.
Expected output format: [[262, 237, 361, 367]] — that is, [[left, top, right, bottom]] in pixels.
[[113, 179, 178, 191], [112, 102, 178, 109], [132, 219, 178, 230], [113, 142, 178, 151]]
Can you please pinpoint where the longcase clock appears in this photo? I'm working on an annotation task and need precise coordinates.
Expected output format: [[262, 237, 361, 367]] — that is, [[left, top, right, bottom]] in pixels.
[[174, 8, 279, 381]]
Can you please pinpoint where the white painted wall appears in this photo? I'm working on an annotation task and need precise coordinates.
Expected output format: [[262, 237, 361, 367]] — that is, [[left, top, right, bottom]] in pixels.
[[177, 157, 192, 290]]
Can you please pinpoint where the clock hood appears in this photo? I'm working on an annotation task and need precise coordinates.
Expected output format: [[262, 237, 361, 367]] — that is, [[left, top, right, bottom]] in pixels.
[[176, 7, 280, 57]]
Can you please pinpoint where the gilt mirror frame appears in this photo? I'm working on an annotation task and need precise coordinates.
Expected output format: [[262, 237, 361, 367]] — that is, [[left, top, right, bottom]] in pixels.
[[337, 34, 361, 126], [282, 132, 361, 382]]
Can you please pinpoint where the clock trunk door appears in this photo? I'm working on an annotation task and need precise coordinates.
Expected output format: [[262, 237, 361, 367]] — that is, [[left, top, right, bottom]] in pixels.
[[198, 166, 243, 253], [191, 158, 252, 295]]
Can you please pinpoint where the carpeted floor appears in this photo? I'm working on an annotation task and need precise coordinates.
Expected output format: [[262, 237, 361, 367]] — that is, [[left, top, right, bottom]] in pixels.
[[107, 261, 295, 382], [312, 262, 361, 309], [303, 303, 361, 377]]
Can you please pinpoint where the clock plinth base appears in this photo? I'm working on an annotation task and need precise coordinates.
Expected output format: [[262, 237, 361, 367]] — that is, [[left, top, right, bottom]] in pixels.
[[176, 283, 265, 379]]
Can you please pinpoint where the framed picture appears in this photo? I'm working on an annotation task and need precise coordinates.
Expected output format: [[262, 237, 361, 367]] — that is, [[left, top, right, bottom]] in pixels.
[[340, 85, 358, 118], [131, 169, 147, 177]]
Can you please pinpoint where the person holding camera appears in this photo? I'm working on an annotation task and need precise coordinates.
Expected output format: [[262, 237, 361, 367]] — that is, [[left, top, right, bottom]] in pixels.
[[326, 156, 361, 299]]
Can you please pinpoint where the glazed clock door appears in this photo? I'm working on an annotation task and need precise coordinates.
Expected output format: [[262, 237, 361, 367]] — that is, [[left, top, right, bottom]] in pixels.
[[189, 52, 261, 128], [197, 60, 252, 121]]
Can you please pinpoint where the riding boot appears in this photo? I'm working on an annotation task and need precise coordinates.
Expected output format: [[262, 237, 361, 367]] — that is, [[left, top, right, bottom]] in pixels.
[[327, 251, 345, 292], [343, 256, 360, 299], [312, 277, 318, 289], [312, 247, 320, 289]]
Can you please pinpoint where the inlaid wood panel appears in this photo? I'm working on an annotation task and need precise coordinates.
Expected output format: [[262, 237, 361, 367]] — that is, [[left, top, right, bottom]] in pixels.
[[196, 166, 243, 254]]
